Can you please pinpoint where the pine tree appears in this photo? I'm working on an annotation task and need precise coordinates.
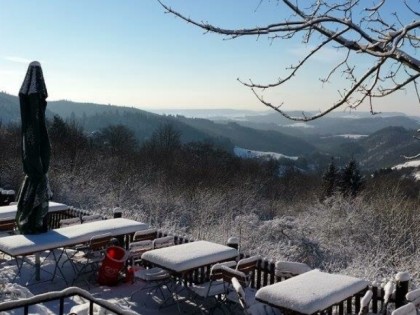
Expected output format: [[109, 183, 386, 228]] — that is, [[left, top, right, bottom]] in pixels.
[[339, 159, 364, 197], [321, 158, 338, 200]]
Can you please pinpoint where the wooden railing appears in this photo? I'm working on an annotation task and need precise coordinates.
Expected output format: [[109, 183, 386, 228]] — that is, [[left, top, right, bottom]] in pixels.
[[47, 207, 92, 229], [156, 230, 393, 315], [0, 287, 137, 315], [0, 212, 405, 315]]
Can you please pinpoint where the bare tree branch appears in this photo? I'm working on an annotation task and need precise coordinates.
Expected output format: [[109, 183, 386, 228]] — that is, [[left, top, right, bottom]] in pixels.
[[158, 0, 420, 121]]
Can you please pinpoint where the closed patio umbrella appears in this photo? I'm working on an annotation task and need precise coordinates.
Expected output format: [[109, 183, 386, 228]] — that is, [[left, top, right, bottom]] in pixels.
[[16, 61, 51, 234]]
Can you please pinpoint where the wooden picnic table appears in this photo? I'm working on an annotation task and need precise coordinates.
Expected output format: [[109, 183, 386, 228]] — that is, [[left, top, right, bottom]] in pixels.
[[255, 269, 369, 315], [141, 240, 238, 275], [141, 240, 238, 313], [0, 218, 148, 283], [0, 201, 70, 220]]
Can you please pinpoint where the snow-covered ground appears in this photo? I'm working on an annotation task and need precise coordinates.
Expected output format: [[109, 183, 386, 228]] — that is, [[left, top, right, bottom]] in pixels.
[[392, 159, 420, 181], [321, 134, 368, 139], [392, 159, 420, 170], [0, 250, 234, 314], [234, 147, 299, 161], [283, 122, 314, 129]]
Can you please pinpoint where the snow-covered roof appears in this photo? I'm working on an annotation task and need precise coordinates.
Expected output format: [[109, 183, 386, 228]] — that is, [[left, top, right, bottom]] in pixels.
[[0, 218, 148, 256], [141, 240, 238, 273], [255, 269, 369, 314], [0, 202, 69, 220]]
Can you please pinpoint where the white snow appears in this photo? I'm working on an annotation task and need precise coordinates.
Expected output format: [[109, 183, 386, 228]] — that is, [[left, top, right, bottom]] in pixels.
[[283, 122, 314, 129], [0, 283, 51, 314], [395, 272, 411, 282], [361, 290, 373, 307], [0, 189, 15, 195], [255, 269, 369, 314], [141, 240, 238, 273], [226, 236, 239, 245], [237, 256, 260, 269], [392, 161, 420, 181], [0, 202, 70, 220], [0, 254, 193, 315], [391, 303, 417, 315], [234, 147, 298, 161], [321, 134, 368, 139], [0, 221, 257, 315], [406, 288, 420, 306], [0, 218, 148, 256], [383, 281, 395, 302], [275, 261, 312, 276], [406, 289, 420, 301], [392, 160, 420, 170]]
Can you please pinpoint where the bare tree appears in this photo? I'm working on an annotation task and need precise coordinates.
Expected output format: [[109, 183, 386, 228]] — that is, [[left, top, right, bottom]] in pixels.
[[158, 0, 420, 121]]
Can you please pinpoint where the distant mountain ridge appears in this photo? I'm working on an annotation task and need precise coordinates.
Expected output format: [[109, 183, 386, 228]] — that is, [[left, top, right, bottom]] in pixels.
[[0, 92, 314, 156], [1, 92, 419, 170]]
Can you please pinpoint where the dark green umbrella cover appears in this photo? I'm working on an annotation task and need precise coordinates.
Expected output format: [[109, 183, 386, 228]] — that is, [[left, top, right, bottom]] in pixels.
[[16, 61, 51, 234]]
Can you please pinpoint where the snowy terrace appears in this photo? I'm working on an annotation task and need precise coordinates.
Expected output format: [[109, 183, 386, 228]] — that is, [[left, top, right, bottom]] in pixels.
[[0, 205, 413, 315]]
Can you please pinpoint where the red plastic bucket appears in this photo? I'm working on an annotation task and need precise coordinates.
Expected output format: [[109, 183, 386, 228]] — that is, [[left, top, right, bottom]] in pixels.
[[97, 246, 127, 286]]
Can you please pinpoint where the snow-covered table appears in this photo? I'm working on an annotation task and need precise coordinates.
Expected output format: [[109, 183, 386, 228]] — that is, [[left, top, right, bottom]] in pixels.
[[141, 240, 238, 274], [141, 240, 238, 312], [0, 218, 148, 283], [255, 270, 369, 315], [0, 201, 70, 220]]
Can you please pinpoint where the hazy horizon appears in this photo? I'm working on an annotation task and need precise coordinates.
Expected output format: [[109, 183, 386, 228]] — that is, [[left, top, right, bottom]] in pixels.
[[1, 1, 418, 116]]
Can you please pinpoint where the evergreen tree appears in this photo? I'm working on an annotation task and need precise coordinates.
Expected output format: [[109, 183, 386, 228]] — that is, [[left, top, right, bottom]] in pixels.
[[339, 159, 364, 197], [321, 158, 338, 200]]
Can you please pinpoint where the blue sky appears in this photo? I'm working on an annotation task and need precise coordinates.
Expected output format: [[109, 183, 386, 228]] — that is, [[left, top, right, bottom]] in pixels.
[[0, 0, 418, 115]]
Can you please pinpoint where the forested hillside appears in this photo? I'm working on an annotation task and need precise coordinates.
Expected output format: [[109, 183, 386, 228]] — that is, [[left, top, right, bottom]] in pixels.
[[2, 92, 420, 170], [1, 119, 418, 283]]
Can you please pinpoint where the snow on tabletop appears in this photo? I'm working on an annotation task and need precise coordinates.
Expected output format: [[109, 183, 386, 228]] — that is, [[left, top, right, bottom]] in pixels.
[[391, 303, 417, 315], [141, 240, 238, 273], [255, 269, 369, 314], [0, 218, 148, 256], [396, 272, 411, 282], [0, 202, 69, 220]]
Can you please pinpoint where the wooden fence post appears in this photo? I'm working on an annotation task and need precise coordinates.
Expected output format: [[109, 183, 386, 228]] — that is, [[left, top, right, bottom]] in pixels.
[[113, 208, 122, 218], [395, 272, 411, 308]]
